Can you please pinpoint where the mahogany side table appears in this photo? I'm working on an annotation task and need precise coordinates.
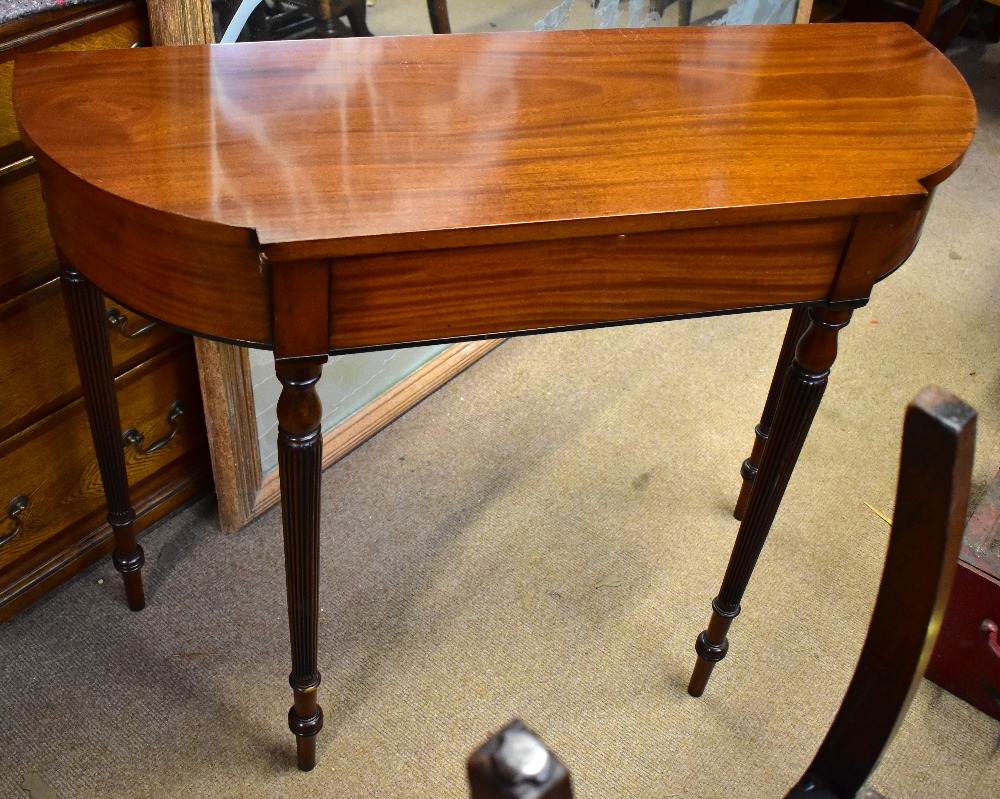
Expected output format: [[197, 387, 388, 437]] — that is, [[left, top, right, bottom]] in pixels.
[[13, 22, 976, 770]]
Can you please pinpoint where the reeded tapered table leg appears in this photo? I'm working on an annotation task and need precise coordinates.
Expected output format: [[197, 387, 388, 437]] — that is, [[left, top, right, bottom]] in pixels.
[[275, 357, 327, 771], [734, 307, 811, 521], [60, 260, 145, 611], [689, 305, 854, 696]]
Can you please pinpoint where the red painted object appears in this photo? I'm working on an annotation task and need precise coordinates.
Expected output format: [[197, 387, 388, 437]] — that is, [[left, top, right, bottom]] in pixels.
[[927, 468, 1000, 721]]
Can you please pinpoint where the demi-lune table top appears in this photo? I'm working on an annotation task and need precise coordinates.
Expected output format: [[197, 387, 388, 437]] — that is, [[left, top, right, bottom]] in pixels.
[[12, 23, 976, 353], [14, 23, 975, 256]]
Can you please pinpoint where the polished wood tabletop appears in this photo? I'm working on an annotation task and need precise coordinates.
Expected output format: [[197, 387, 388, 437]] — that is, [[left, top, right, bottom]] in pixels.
[[11, 22, 977, 772], [14, 24, 975, 249], [14, 24, 975, 351]]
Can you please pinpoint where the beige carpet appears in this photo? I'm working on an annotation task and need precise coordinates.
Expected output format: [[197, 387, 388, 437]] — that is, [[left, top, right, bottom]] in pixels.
[[3, 10, 1000, 799]]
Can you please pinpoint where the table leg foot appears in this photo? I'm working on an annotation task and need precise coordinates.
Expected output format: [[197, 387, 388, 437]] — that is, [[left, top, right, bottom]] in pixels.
[[692, 306, 853, 694], [735, 307, 811, 521], [60, 259, 145, 611], [688, 598, 739, 696], [295, 733, 318, 772], [113, 543, 146, 611], [276, 358, 326, 770], [289, 676, 323, 771]]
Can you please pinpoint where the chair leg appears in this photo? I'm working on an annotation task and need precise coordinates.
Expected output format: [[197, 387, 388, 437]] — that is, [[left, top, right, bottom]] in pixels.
[[60, 259, 145, 611], [734, 308, 811, 521], [276, 358, 326, 771], [427, 0, 452, 33], [689, 306, 854, 696], [678, 0, 693, 25], [345, 0, 373, 36], [987, 4, 1000, 42], [914, 0, 946, 37], [935, 0, 979, 50]]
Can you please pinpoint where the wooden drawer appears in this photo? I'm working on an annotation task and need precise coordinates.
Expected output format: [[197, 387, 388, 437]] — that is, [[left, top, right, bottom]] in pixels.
[[1, 2, 149, 157], [0, 342, 206, 578], [0, 163, 57, 302], [0, 275, 181, 440], [927, 561, 1000, 721], [927, 467, 1000, 720]]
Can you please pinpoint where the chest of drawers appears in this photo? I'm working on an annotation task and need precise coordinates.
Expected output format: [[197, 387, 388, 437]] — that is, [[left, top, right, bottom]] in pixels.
[[0, 0, 213, 621]]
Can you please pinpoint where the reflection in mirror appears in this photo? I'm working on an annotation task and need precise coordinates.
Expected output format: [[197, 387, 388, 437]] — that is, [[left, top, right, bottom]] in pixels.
[[251, 346, 449, 474], [214, 0, 800, 43]]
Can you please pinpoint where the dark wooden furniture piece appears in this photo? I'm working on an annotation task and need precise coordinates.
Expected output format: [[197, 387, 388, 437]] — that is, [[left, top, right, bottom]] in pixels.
[[296, 0, 371, 37], [929, 0, 1000, 47], [13, 22, 975, 770], [426, 0, 451, 33], [843, 0, 1000, 47], [927, 466, 1000, 720], [234, 0, 372, 39], [235, 0, 451, 40], [469, 386, 976, 799], [0, 0, 212, 622], [650, 0, 694, 25]]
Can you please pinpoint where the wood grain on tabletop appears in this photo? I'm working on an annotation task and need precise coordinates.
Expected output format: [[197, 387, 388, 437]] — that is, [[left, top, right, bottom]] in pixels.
[[12, 23, 977, 257]]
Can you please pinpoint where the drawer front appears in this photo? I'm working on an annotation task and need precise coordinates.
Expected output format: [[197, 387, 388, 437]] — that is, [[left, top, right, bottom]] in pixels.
[[0, 164, 57, 302], [0, 342, 206, 576], [927, 561, 1000, 721], [0, 276, 181, 440], [1, 3, 148, 155]]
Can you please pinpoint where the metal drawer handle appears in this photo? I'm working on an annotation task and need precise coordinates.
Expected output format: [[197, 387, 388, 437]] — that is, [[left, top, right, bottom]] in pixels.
[[122, 401, 185, 455], [106, 308, 157, 339], [982, 619, 1000, 661], [1, 495, 29, 547], [0, 155, 37, 180]]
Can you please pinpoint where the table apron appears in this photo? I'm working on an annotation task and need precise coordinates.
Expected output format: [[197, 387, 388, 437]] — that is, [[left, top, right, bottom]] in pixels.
[[327, 216, 855, 351], [38, 156, 929, 357]]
